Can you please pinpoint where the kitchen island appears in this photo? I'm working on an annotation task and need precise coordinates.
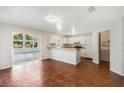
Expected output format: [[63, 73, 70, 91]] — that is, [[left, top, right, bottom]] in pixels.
[[48, 46, 82, 65]]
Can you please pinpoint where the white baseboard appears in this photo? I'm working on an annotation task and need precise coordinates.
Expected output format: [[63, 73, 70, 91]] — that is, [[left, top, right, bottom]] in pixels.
[[41, 58, 50, 61], [110, 68, 124, 76], [92, 60, 99, 64], [0, 65, 12, 70]]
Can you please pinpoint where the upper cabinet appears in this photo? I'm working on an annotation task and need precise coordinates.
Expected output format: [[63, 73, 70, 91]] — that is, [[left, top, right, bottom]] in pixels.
[[49, 35, 64, 45], [66, 35, 92, 45], [49, 34, 92, 45]]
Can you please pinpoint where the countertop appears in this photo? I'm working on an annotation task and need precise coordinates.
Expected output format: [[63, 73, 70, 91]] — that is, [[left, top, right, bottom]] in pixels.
[[47, 46, 85, 49]]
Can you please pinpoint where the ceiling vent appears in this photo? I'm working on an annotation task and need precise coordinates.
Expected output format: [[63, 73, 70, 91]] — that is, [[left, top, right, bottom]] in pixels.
[[88, 6, 96, 12]]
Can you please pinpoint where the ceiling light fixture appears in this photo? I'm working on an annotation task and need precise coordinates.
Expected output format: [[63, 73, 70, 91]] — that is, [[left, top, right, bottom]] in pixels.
[[45, 15, 62, 30], [45, 15, 59, 23]]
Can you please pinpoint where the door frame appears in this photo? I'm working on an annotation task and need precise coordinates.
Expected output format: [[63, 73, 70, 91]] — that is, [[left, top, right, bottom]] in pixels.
[[98, 30, 110, 64]]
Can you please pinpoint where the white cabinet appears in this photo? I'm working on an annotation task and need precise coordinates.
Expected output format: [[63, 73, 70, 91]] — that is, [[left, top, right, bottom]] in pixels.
[[80, 46, 92, 58], [49, 34, 93, 59], [49, 35, 64, 45], [49, 48, 80, 65], [66, 35, 93, 58]]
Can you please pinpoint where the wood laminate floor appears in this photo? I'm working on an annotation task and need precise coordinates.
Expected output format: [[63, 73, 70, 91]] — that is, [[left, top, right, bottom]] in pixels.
[[0, 58, 124, 87]]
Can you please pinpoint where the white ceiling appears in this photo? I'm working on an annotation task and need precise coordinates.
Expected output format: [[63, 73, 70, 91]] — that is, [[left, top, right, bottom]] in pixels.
[[0, 6, 122, 35]]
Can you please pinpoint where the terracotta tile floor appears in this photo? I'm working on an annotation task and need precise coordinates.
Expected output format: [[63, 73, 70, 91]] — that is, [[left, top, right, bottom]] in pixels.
[[0, 58, 124, 87]]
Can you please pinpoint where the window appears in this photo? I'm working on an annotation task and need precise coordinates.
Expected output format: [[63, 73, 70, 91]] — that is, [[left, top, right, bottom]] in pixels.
[[34, 42, 38, 48], [13, 33, 23, 40], [13, 33, 23, 48], [33, 36, 39, 48], [25, 34, 33, 40], [25, 42, 33, 48], [13, 33, 40, 48], [13, 41, 23, 48]]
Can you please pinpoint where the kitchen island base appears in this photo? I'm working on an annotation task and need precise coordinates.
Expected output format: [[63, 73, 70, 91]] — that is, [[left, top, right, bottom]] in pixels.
[[48, 48, 81, 65]]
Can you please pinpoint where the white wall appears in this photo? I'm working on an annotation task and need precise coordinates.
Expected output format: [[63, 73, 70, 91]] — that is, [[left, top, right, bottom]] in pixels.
[[92, 32, 99, 64], [110, 18, 123, 75], [0, 22, 52, 69], [122, 17, 124, 75], [91, 17, 124, 76], [91, 21, 112, 65]]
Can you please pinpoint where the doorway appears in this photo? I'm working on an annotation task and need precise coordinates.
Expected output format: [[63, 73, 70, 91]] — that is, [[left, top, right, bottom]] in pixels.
[[99, 30, 110, 63]]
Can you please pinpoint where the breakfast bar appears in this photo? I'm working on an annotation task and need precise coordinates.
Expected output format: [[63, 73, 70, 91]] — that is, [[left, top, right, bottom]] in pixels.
[[48, 47, 81, 65]]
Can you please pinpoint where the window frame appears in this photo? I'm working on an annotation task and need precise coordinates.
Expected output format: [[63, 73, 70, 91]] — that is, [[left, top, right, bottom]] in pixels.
[[13, 32, 40, 49]]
